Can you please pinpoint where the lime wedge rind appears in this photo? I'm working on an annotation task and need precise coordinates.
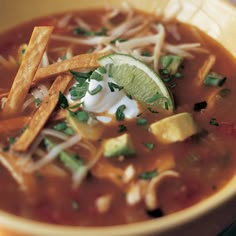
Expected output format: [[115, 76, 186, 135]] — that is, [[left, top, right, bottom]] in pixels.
[[98, 53, 174, 111]]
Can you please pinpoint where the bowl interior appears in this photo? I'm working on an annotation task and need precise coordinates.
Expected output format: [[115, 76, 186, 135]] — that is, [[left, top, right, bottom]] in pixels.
[[0, 0, 236, 235]]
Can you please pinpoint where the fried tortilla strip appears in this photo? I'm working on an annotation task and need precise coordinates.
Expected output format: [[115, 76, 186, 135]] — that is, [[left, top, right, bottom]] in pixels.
[[34, 52, 108, 84], [3, 26, 53, 115], [0, 109, 67, 134], [196, 54, 216, 86], [0, 150, 35, 191], [13, 74, 72, 152], [0, 116, 30, 133]]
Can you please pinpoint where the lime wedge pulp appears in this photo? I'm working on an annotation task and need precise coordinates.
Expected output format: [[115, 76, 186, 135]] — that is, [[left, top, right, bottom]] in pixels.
[[98, 53, 174, 111]]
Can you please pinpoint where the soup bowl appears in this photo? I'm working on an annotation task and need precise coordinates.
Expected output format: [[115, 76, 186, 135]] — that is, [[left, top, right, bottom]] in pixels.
[[0, 0, 236, 235]]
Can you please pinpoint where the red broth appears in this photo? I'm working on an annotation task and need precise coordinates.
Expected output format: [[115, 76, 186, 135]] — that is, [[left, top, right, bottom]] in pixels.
[[0, 8, 236, 226]]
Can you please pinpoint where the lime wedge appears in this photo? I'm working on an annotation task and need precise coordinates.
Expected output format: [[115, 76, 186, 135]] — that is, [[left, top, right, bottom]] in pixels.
[[98, 53, 174, 111]]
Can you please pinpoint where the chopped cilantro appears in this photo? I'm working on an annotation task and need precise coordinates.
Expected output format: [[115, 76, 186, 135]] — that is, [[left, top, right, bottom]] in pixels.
[[145, 92, 171, 110], [209, 118, 219, 126], [147, 107, 159, 114], [90, 71, 103, 81], [72, 110, 89, 122], [110, 38, 127, 44], [88, 84, 103, 95], [69, 70, 91, 84], [116, 105, 126, 121], [58, 91, 69, 109], [136, 117, 148, 125], [143, 142, 155, 150], [54, 122, 75, 136], [69, 82, 89, 100], [97, 66, 107, 74], [54, 122, 67, 131], [108, 82, 124, 92], [71, 200, 80, 210], [118, 124, 127, 132], [204, 72, 227, 87], [141, 51, 152, 57], [8, 137, 16, 145], [34, 98, 41, 106], [44, 138, 85, 172], [139, 169, 158, 180], [69, 102, 83, 109], [63, 127, 75, 136], [60, 55, 67, 60], [19, 125, 28, 134]]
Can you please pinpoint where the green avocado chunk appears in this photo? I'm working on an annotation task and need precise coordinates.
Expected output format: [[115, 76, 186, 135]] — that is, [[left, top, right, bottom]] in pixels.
[[103, 133, 135, 158]]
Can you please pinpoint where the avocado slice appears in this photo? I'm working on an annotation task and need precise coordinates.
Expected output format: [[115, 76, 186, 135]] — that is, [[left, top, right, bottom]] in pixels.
[[103, 133, 136, 158], [150, 112, 198, 144]]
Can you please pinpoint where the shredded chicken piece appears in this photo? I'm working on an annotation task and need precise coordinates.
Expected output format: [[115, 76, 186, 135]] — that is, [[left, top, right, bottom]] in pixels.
[[0, 150, 35, 191], [166, 24, 181, 41], [145, 170, 180, 210], [51, 34, 112, 46], [126, 180, 148, 206], [72, 147, 103, 189], [74, 17, 92, 30], [25, 134, 81, 172], [41, 128, 69, 141], [123, 165, 136, 183], [109, 16, 143, 39], [40, 52, 50, 68], [126, 182, 142, 206], [22, 95, 35, 111], [57, 14, 72, 29], [95, 194, 113, 213], [153, 24, 166, 71], [31, 84, 49, 101]]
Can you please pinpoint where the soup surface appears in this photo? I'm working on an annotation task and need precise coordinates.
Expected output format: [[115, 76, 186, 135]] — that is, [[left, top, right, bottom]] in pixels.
[[0, 4, 236, 227]]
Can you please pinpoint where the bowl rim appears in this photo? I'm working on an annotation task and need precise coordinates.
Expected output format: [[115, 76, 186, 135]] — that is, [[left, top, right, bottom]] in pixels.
[[0, 175, 236, 236]]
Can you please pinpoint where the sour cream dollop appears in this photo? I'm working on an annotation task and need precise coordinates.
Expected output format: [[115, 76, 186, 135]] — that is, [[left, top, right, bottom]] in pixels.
[[67, 72, 140, 123]]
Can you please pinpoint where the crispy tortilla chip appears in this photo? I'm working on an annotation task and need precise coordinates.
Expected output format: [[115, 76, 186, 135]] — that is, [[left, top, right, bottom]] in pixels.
[[0, 109, 66, 134], [34, 52, 108, 84], [0, 116, 30, 133], [13, 74, 72, 152], [3, 26, 53, 115]]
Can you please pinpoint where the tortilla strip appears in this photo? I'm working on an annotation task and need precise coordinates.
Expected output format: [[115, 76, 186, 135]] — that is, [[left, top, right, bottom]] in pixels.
[[0, 150, 34, 191], [0, 116, 30, 133], [13, 74, 72, 152], [1, 52, 109, 100], [196, 54, 216, 86], [33, 52, 108, 84], [0, 109, 67, 134], [51, 109, 67, 121], [3, 26, 53, 115]]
